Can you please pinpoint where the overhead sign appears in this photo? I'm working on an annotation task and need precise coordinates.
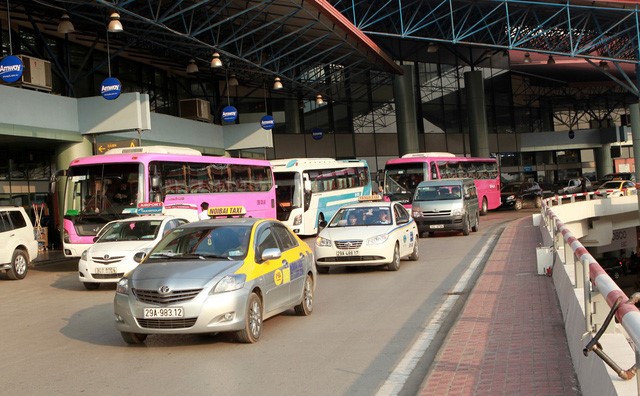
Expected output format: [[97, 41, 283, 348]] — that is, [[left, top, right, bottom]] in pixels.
[[101, 77, 122, 100], [222, 106, 238, 123], [0, 55, 24, 83], [260, 115, 274, 130], [95, 139, 138, 154]]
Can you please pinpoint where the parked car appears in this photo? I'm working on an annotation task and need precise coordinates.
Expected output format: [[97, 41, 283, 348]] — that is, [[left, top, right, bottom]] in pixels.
[[596, 257, 624, 280], [79, 215, 190, 290], [114, 216, 316, 344], [0, 206, 39, 280], [557, 177, 592, 194], [598, 172, 636, 186], [315, 196, 419, 273], [594, 180, 637, 198], [500, 181, 543, 210]]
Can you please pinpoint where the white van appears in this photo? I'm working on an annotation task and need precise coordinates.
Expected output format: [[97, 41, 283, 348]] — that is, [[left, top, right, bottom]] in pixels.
[[411, 178, 479, 237], [0, 206, 39, 280]]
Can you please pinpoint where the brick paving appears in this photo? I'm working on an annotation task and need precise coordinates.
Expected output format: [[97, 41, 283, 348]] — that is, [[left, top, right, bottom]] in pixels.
[[419, 217, 581, 395]]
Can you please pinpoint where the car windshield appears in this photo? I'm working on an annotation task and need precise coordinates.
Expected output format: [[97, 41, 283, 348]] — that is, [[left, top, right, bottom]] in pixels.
[[97, 219, 163, 242], [414, 185, 462, 201], [501, 183, 521, 194], [328, 206, 391, 227], [146, 225, 251, 261], [599, 181, 623, 189]]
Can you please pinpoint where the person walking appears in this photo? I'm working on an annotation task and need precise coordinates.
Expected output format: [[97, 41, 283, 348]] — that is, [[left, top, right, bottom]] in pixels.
[[199, 202, 211, 220]]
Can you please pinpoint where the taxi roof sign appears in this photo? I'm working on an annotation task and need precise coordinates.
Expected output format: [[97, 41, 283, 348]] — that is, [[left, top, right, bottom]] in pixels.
[[208, 206, 247, 217], [358, 194, 383, 202], [137, 202, 164, 215]]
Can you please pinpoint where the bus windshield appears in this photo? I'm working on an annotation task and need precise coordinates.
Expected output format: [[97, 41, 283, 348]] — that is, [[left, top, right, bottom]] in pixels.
[[64, 163, 141, 218], [383, 163, 425, 203], [274, 171, 304, 220]]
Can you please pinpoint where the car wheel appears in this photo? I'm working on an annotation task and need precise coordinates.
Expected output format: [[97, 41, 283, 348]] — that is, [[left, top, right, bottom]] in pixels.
[[612, 271, 620, 280], [514, 199, 523, 210], [121, 331, 147, 345], [480, 197, 488, 216], [472, 213, 479, 232], [83, 282, 100, 290], [294, 274, 314, 316], [535, 196, 542, 208], [316, 265, 329, 274], [387, 244, 400, 271], [409, 240, 419, 261], [462, 216, 471, 236], [236, 292, 262, 343], [6, 249, 29, 280]]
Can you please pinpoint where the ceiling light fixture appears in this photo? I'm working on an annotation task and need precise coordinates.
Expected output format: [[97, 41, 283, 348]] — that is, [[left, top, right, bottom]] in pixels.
[[547, 55, 555, 65], [57, 13, 75, 34], [316, 94, 324, 105], [186, 59, 199, 74], [210, 52, 222, 68], [599, 60, 610, 71], [523, 52, 531, 63], [108, 12, 123, 33], [228, 74, 239, 86], [427, 42, 439, 53], [273, 77, 283, 90]]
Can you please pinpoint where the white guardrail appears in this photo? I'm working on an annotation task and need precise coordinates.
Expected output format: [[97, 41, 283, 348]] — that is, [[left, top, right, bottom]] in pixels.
[[540, 192, 640, 395]]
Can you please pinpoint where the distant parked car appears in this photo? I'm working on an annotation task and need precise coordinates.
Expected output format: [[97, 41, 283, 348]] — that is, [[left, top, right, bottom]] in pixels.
[[598, 172, 636, 186], [596, 257, 624, 280], [500, 181, 543, 210], [0, 206, 39, 280], [557, 177, 592, 194], [594, 180, 637, 198]]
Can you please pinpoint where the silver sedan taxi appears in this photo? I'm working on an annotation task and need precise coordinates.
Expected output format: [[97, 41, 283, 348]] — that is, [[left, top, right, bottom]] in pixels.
[[314, 196, 419, 273], [114, 214, 316, 345]]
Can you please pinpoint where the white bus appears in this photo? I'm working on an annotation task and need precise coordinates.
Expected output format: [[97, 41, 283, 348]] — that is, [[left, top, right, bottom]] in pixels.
[[271, 158, 372, 235]]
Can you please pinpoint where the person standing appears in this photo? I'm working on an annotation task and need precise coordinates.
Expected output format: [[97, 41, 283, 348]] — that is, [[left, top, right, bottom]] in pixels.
[[199, 202, 211, 220]]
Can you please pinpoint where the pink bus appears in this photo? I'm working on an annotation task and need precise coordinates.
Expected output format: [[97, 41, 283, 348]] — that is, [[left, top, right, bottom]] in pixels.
[[56, 146, 275, 257], [382, 152, 500, 215]]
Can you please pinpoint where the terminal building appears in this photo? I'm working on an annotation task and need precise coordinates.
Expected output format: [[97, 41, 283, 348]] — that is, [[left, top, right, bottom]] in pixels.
[[0, 1, 638, 222]]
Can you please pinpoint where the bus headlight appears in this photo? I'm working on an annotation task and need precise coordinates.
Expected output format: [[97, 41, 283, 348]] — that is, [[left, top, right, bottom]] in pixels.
[[412, 211, 422, 217], [315, 236, 332, 247], [366, 234, 389, 245], [293, 214, 302, 225], [63, 229, 70, 243]]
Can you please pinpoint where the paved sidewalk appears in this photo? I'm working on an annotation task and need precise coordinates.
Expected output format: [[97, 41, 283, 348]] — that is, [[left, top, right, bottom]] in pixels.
[[419, 216, 581, 395]]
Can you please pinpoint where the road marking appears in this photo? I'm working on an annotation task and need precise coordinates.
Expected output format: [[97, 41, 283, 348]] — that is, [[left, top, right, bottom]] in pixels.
[[376, 234, 498, 396]]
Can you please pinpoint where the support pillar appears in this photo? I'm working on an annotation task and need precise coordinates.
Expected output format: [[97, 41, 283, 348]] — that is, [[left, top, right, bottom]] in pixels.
[[464, 70, 490, 158], [595, 143, 613, 181], [630, 102, 640, 223], [284, 98, 301, 134], [393, 64, 419, 156]]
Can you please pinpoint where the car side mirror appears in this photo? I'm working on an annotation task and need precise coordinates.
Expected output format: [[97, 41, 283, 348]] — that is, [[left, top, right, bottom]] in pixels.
[[93, 236, 98, 242], [261, 248, 282, 261], [133, 251, 147, 263], [318, 220, 327, 230]]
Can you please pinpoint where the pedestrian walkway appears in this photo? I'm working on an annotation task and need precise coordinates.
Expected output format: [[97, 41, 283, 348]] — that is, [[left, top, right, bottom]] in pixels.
[[419, 216, 581, 395]]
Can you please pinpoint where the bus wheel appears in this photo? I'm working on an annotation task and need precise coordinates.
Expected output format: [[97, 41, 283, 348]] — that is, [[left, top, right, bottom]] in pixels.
[[480, 198, 488, 216]]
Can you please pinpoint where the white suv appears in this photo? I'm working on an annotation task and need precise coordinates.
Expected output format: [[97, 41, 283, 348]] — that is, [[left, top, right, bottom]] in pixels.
[[0, 206, 39, 280]]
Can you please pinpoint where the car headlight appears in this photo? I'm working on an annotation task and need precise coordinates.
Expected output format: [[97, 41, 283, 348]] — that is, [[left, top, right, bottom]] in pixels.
[[315, 236, 332, 247], [451, 208, 465, 216], [366, 234, 389, 245], [81, 250, 88, 261], [293, 214, 302, 225], [412, 211, 422, 217], [506, 195, 515, 201], [212, 274, 246, 294], [116, 277, 129, 295]]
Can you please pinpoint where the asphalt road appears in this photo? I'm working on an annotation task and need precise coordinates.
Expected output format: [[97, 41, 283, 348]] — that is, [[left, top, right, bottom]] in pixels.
[[0, 208, 532, 396]]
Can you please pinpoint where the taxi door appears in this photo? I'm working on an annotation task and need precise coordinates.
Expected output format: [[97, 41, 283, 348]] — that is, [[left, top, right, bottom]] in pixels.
[[272, 223, 308, 306], [393, 203, 415, 256], [254, 224, 292, 314]]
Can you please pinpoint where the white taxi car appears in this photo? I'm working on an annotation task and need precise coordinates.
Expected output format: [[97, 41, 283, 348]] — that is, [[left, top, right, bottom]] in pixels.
[[314, 196, 419, 273], [78, 215, 189, 290], [594, 180, 637, 198]]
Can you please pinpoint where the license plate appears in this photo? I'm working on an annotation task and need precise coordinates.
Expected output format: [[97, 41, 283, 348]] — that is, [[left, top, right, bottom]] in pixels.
[[95, 267, 117, 274], [143, 307, 184, 319], [336, 250, 359, 256], [430, 224, 445, 229]]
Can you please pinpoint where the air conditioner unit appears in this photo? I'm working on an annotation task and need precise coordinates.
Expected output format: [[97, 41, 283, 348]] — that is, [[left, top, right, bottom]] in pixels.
[[179, 98, 212, 123], [16, 55, 52, 92]]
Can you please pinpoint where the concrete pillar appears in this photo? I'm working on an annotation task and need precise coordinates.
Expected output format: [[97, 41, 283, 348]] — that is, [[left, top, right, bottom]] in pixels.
[[464, 70, 490, 158], [393, 64, 420, 156], [53, 138, 93, 234], [595, 143, 613, 181], [630, 102, 640, 222], [284, 98, 301, 134]]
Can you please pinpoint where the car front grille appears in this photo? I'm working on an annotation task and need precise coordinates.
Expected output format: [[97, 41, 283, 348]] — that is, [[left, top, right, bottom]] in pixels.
[[334, 240, 362, 249], [92, 272, 124, 279], [132, 288, 203, 304], [417, 210, 452, 217], [92, 256, 125, 265], [136, 317, 198, 329]]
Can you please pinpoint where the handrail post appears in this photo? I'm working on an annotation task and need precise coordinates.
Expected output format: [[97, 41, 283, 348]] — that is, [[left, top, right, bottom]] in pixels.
[[583, 258, 592, 333]]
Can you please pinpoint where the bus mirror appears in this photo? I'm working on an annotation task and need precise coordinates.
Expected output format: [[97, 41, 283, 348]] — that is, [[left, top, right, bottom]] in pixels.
[[304, 180, 312, 192], [318, 219, 327, 230], [151, 175, 161, 189]]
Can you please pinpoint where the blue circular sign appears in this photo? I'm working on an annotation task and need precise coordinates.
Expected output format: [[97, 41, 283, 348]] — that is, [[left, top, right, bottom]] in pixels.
[[222, 106, 238, 123], [100, 77, 122, 100], [260, 115, 275, 130], [312, 128, 323, 140], [0, 55, 24, 83]]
